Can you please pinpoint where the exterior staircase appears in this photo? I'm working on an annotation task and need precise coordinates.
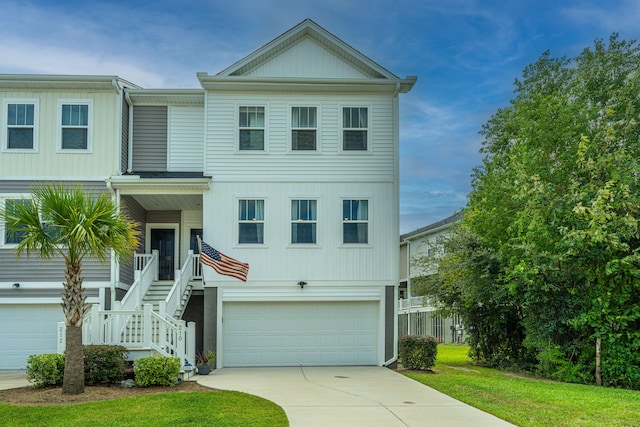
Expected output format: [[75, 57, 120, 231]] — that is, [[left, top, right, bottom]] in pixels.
[[141, 280, 193, 320]]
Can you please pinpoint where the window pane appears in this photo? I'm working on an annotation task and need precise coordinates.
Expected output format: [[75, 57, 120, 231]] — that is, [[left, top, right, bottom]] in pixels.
[[62, 128, 88, 149], [239, 106, 264, 127], [8, 128, 33, 149], [292, 107, 316, 128], [239, 223, 264, 244], [343, 223, 368, 244], [190, 229, 203, 253], [239, 130, 264, 150], [239, 200, 264, 220], [292, 130, 316, 150], [343, 107, 367, 129], [7, 104, 34, 126], [62, 105, 88, 126], [344, 130, 367, 150], [292, 223, 316, 244], [291, 200, 316, 220]]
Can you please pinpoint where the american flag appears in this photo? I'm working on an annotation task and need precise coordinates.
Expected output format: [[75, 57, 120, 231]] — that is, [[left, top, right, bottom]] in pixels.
[[199, 239, 249, 282]]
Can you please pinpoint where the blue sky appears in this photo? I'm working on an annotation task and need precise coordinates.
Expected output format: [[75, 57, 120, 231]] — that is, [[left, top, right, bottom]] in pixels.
[[2, 0, 638, 233]]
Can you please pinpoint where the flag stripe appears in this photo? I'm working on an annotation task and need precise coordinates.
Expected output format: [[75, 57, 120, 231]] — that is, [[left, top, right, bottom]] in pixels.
[[199, 240, 249, 282]]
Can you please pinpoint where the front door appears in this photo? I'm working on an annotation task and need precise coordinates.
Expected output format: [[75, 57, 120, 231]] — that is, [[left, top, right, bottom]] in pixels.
[[151, 228, 175, 280]]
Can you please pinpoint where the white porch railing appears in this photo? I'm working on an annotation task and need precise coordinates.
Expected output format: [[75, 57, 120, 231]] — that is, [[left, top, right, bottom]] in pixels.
[[398, 296, 429, 311], [61, 304, 196, 366], [119, 250, 159, 311]]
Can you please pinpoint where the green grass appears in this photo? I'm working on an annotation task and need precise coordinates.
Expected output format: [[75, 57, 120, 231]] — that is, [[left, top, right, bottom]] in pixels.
[[404, 345, 640, 427], [0, 390, 288, 427]]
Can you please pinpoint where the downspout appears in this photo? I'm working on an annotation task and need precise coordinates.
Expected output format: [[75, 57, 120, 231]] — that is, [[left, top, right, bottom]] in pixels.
[[106, 181, 119, 310], [385, 81, 403, 367], [124, 91, 134, 174], [112, 79, 124, 176]]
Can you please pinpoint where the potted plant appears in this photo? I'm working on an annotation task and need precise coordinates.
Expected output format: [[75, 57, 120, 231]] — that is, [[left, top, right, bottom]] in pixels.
[[196, 350, 216, 375]]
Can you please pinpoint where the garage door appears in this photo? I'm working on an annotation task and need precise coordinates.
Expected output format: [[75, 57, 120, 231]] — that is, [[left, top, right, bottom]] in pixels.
[[223, 301, 378, 367], [0, 304, 64, 369]]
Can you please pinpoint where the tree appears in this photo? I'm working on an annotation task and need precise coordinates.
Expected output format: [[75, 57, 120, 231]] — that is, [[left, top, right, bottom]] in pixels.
[[1, 185, 139, 394], [418, 35, 640, 388]]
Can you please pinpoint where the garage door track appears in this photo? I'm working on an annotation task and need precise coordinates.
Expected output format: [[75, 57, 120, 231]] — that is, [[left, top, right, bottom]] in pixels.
[[196, 366, 515, 427]]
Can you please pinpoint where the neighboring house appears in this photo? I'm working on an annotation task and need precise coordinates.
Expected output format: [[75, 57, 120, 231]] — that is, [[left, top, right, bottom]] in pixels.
[[398, 214, 465, 343], [0, 19, 416, 369]]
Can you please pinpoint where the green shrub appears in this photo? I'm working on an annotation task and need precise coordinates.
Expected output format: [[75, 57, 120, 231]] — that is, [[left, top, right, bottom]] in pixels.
[[134, 356, 180, 387], [83, 345, 128, 385], [399, 335, 438, 370], [26, 353, 65, 388]]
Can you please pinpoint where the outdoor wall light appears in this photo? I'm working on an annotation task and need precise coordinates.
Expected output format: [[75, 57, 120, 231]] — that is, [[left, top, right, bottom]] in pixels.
[[12, 283, 20, 289], [298, 281, 307, 288]]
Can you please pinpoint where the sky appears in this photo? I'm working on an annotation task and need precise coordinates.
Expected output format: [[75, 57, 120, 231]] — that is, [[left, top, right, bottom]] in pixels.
[[2, 0, 638, 233]]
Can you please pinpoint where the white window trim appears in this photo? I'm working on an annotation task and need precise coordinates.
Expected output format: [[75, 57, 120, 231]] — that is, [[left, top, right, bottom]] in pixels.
[[289, 197, 320, 247], [2, 98, 39, 152], [56, 99, 93, 153], [340, 105, 371, 153], [340, 197, 372, 247], [288, 104, 320, 153], [1, 194, 30, 247], [235, 197, 268, 247], [236, 104, 268, 153]]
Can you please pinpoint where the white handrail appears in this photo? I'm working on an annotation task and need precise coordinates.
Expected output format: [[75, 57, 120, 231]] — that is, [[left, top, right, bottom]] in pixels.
[[120, 250, 158, 310], [164, 250, 194, 318]]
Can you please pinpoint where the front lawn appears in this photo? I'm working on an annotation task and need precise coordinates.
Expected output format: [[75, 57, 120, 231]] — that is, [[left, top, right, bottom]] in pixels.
[[0, 390, 288, 427], [405, 345, 640, 427]]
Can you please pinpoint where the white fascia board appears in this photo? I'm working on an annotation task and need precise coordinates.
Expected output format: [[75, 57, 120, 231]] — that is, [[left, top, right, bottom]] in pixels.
[[198, 75, 415, 93], [0, 74, 140, 91]]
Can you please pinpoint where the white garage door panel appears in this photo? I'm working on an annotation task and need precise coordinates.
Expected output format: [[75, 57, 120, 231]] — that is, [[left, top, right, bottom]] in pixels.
[[223, 301, 378, 367], [0, 305, 63, 369]]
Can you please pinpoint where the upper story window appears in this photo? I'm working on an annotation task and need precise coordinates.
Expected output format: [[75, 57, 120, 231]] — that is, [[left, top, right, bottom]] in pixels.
[[343, 199, 368, 244], [58, 100, 92, 151], [291, 106, 317, 151], [2, 99, 38, 151], [239, 106, 265, 150], [238, 199, 264, 244], [342, 107, 368, 151], [291, 199, 317, 244], [2, 198, 29, 246]]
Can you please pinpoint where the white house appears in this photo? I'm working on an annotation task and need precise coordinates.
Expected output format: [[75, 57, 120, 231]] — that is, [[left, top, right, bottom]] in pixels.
[[0, 19, 416, 369], [399, 214, 465, 343]]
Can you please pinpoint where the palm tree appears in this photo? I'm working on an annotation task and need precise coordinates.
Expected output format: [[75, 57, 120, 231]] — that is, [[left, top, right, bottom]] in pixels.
[[1, 185, 139, 394]]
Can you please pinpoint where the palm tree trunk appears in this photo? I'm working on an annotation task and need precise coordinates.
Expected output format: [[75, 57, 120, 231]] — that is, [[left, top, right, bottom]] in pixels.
[[63, 325, 84, 394], [62, 259, 86, 395]]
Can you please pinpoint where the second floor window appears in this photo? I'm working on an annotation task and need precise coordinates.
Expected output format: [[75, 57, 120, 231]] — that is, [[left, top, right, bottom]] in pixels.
[[291, 199, 317, 244], [343, 199, 368, 244], [3, 198, 29, 245], [59, 101, 91, 151], [239, 106, 265, 150], [238, 199, 264, 244], [343, 107, 368, 151], [291, 106, 317, 150], [5, 102, 37, 150]]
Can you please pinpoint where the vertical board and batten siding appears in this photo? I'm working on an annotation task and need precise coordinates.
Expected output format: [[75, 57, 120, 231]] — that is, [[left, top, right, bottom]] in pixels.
[[131, 106, 167, 172], [180, 210, 203, 262], [168, 105, 204, 172], [119, 195, 147, 286], [120, 94, 130, 173], [202, 181, 396, 283], [204, 92, 395, 181], [245, 37, 370, 79], [0, 180, 112, 282], [0, 90, 119, 178]]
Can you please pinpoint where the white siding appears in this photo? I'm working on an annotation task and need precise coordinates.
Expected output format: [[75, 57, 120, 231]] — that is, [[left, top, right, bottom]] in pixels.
[[168, 105, 204, 172], [202, 181, 397, 284], [247, 38, 369, 79], [204, 92, 396, 182], [0, 90, 119, 178]]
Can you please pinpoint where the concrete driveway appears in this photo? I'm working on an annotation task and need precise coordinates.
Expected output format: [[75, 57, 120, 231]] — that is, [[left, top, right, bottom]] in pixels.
[[196, 366, 516, 427]]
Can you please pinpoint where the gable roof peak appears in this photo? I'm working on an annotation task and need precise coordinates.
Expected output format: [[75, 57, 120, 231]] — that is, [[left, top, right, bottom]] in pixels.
[[214, 19, 400, 80]]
